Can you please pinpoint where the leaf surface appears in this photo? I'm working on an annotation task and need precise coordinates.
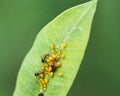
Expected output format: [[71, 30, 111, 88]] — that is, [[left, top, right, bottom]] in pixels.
[[13, 0, 97, 96]]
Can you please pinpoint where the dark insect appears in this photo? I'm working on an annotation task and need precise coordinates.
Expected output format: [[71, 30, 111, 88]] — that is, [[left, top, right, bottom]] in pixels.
[[38, 92, 43, 96], [35, 72, 40, 76], [41, 54, 50, 63], [35, 72, 44, 76], [51, 64, 56, 72]]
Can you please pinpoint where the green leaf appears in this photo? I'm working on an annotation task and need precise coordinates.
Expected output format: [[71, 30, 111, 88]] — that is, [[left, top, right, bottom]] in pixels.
[[13, 0, 97, 96]]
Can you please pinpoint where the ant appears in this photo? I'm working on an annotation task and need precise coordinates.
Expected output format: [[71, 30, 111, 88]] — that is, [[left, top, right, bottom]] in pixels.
[[41, 54, 50, 63]]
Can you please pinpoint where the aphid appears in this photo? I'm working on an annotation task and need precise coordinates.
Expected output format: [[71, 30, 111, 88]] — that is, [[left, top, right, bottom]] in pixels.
[[45, 67, 49, 71], [41, 66, 45, 71], [61, 53, 65, 59], [41, 54, 50, 63], [40, 82, 43, 89], [55, 62, 61, 67], [51, 54, 58, 63], [43, 84, 46, 88], [44, 78, 48, 84], [38, 92, 43, 96], [50, 44, 54, 49], [49, 72, 54, 77], [51, 49, 56, 54], [57, 48, 61, 54], [52, 54, 57, 59], [48, 56, 53, 61], [40, 73, 44, 78], [43, 88, 47, 91], [48, 66, 52, 72], [58, 72, 63, 77], [45, 63, 49, 67], [61, 43, 66, 49]]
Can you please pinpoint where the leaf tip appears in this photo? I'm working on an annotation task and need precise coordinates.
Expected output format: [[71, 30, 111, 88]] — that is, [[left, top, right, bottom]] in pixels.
[[92, 0, 98, 7]]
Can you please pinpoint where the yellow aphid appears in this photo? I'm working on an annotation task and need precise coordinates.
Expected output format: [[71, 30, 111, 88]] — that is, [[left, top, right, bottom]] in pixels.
[[41, 80, 44, 84], [52, 54, 57, 59], [62, 43, 66, 49], [41, 66, 45, 71], [50, 44, 54, 49], [40, 78, 43, 82], [48, 61, 52, 65], [48, 67, 52, 72], [48, 56, 53, 61], [43, 84, 46, 88], [40, 81, 44, 88], [47, 59, 50, 63], [41, 86, 44, 89], [57, 56, 60, 59], [49, 72, 54, 78], [40, 83, 43, 89], [58, 72, 63, 77], [61, 53, 65, 59], [45, 63, 49, 67], [45, 67, 49, 71], [40, 79, 44, 84], [40, 74, 44, 78], [57, 48, 61, 54], [43, 88, 47, 91], [51, 49, 55, 54], [40, 82, 42, 86], [55, 62, 61, 67], [44, 78, 48, 84]]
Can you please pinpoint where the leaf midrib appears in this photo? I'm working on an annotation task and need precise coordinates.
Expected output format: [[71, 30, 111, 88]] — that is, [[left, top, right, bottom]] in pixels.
[[62, 2, 93, 43]]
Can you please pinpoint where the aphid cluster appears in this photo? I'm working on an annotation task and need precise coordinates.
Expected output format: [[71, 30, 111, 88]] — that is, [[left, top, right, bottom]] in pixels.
[[35, 43, 66, 96]]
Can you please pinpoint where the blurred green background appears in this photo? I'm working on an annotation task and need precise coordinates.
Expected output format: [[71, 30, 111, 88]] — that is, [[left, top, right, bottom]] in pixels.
[[0, 0, 120, 96]]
